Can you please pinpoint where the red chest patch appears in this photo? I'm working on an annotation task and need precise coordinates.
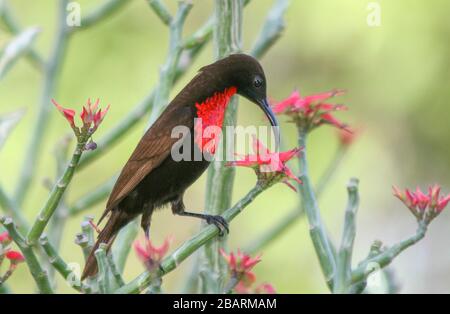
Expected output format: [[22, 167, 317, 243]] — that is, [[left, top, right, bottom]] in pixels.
[[194, 86, 237, 155]]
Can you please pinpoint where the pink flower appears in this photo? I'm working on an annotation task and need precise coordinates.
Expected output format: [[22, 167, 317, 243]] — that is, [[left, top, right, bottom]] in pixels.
[[220, 249, 261, 286], [227, 136, 302, 191], [134, 236, 172, 271], [80, 98, 110, 130], [272, 89, 350, 131], [52, 99, 75, 127], [0, 231, 11, 245], [52, 98, 110, 133], [393, 185, 450, 224], [5, 250, 25, 264]]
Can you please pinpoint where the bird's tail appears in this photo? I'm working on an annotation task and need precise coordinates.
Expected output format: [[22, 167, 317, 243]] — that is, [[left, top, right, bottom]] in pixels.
[[81, 210, 132, 280]]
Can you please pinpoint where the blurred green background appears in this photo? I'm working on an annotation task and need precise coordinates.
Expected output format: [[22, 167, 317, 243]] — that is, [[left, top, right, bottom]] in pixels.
[[1, 0, 450, 293]]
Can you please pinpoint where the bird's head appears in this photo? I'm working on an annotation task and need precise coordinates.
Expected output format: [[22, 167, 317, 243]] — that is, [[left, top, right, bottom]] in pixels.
[[201, 53, 279, 142]]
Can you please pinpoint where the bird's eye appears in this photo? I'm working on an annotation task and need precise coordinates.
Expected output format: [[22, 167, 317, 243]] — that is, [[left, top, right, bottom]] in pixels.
[[254, 77, 263, 88]]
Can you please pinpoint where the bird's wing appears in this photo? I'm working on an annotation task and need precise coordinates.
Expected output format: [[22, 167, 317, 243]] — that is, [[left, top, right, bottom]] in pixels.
[[99, 105, 193, 223]]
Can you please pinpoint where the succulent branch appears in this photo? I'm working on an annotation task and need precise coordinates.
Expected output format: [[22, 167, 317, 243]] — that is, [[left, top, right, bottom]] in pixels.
[[351, 222, 427, 286], [146, 0, 172, 26], [39, 234, 91, 293], [95, 243, 112, 294], [14, 0, 70, 205], [116, 183, 265, 294], [200, 0, 243, 294], [27, 139, 88, 245], [334, 178, 359, 293], [0, 186, 28, 232], [297, 127, 337, 290], [147, 0, 193, 126], [245, 144, 345, 254], [0, 27, 41, 80], [68, 175, 118, 216], [0, 216, 53, 293], [75, 0, 129, 32], [250, 0, 290, 58], [0, 0, 44, 69]]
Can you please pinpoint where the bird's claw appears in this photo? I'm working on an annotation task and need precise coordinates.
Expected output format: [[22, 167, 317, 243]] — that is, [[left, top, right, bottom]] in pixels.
[[206, 215, 229, 236]]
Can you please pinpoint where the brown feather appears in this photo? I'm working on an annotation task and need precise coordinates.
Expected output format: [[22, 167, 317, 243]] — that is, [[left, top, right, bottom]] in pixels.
[[98, 105, 193, 224]]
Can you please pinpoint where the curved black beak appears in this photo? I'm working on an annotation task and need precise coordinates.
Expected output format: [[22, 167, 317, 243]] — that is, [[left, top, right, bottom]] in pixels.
[[257, 98, 280, 149]]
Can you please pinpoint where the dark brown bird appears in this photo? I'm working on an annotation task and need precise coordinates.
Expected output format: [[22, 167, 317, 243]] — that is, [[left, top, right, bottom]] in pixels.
[[81, 53, 278, 279]]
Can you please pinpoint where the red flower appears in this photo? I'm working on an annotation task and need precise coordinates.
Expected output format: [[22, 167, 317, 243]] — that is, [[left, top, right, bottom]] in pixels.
[[220, 249, 261, 286], [0, 231, 11, 244], [134, 236, 172, 271], [5, 250, 25, 263], [52, 98, 110, 133], [393, 185, 450, 224], [52, 99, 75, 127], [272, 89, 350, 131], [226, 136, 302, 191], [80, 98, 110, 130]]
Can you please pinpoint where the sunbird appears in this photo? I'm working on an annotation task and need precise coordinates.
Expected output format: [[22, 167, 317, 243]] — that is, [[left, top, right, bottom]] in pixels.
[[82, 53, 278, 279]]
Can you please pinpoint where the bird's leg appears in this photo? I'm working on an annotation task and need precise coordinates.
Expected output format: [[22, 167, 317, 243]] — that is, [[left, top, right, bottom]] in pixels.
[[171, 197, 229, 236]]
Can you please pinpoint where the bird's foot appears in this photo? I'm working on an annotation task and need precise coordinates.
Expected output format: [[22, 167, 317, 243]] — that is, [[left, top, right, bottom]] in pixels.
[[205, 215, 229, 236]]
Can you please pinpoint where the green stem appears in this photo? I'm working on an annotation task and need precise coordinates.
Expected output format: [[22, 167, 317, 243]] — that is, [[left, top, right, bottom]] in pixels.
[[351, 222, 427, 285], [68, 175, 117, 216], [297, 127, 336, 290], [0, 0, 44, 70], [334, 178, 359, 294], [102, 2, 193, 278], [112, 218, 139, 273], [0, 216, 53, 293], [107, 251, 125, 287], [223, 275, 240, 294], [115, 184, 265, 294], [200, 0, 243, 294], [78, 3, 210, 170], [48, 136, 72, 249], [14, 0, 69, 205], [180, 253, 200, 293], [77, 91, 155, 169], [75, 233, 91, 261], [183, 18, 214, 49], [245, 144, 347, 254], [146, 0, 172, 25], [75, 0, 129, 32], [0, 27, 41, 80], [95, 244, 111, 294], [27, 140, 87, 245], [0, 185, 28, 231], [250, 0, 290, 58], [39, 234, 91, 293], [147, 0, 192, 126]]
